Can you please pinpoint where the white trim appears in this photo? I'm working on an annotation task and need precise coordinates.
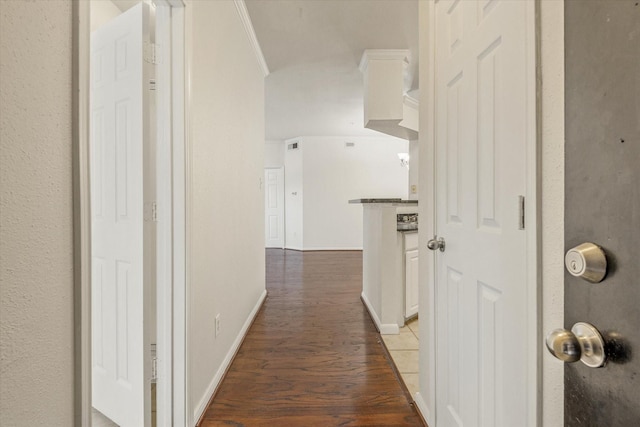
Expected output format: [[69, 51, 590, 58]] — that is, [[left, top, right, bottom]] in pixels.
[[192, 290, 267, 424], [418, 0, 437, 423], [295, 247, 363, 251], [233, 0, 269, 77], [73, 1, 92, 425], [182, 2, 194, 425], [153, 2, 182, 425], [168, 4, 188, 426], [360, 292, 400, 335], [524, 1, 540, 426], [413, 392, 433, 427]]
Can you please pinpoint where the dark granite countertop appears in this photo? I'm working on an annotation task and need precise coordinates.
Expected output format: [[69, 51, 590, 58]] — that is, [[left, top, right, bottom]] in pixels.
[[349, 198, 418, 205]]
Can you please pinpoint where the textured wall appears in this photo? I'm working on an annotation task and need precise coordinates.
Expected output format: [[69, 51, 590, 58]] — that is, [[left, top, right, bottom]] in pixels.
[[540, 2, 565, 426], [186, 0, 267, 422], [0, 1, 74, 425]]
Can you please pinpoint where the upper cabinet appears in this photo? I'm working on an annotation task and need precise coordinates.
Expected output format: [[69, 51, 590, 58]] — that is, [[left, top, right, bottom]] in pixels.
[[359, 49, 419, 141]]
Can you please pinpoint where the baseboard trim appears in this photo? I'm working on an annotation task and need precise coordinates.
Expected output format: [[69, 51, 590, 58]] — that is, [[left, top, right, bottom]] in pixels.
[[284, 247, 363, 252], [413, 392, 432, 427], [193, 289, 267, 425], [380, 323, 400, 335], [360, 292, 400, 335], [300, 247, 363, 251]]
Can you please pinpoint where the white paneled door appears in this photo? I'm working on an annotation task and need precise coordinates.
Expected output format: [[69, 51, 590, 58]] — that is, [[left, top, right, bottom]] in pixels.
[[91, 4, 150, 426], [265, 168, 285, 248], [433, 1, 532, 426]]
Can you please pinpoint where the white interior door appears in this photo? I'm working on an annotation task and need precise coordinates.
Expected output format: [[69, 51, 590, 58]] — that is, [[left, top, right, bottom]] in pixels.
[[433, 1, 532, 426], [90, 4, 150, 426], [265, 167, 285, 248]]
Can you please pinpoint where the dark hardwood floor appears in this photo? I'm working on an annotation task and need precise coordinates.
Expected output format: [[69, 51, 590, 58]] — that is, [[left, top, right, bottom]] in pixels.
[[199, 249, 425, 427]]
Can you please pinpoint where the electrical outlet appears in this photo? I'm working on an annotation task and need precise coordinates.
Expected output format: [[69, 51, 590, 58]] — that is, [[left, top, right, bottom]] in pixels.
[[411, 185, 417, 194], [215, 314, 221, 337]]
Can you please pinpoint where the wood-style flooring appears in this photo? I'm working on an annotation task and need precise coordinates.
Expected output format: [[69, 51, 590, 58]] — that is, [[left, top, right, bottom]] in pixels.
[[199, 249, 425, 427]]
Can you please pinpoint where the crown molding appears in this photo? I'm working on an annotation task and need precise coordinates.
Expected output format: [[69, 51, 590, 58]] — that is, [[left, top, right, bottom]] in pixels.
[[233, 0, 270, 77], [358, 49, 410, 73]]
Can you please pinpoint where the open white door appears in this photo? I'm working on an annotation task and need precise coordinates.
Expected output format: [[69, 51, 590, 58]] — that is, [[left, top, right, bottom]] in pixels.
[[90, 4, 150, 426], [432, 1, 534, 426], [265, 167, 285, 248]]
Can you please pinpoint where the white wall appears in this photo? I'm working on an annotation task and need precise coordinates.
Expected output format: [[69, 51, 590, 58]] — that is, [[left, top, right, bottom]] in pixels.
[[540, 1, 565, 426], [284, 140, 304, 249], [186, 0, 266, 423], [264, 139, 284, 168], [90, 0, 121, 32], [0, 1, 74, 425], [284, 136, 409, 250]]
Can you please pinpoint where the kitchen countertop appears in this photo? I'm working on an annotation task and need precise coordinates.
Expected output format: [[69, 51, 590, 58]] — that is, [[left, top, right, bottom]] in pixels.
[[349, 198, 418, 205]]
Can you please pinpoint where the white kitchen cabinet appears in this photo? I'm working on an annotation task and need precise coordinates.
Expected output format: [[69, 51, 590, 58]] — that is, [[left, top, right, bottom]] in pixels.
[[404, 232, 419, 318]]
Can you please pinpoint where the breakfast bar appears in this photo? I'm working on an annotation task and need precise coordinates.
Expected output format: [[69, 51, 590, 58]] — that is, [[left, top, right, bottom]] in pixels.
[[349, 199, 419, 334]]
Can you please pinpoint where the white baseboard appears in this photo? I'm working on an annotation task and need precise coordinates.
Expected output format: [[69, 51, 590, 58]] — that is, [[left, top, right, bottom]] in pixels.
[[414, 392, 433, 427], [379, 323, 400, 335], [301, 247, 363, 251], [284, 246, 363, 251], [360, 292, 400, 335], [192, 289, 267, 425]]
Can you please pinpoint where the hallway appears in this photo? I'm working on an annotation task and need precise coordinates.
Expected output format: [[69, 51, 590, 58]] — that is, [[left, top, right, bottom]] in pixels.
[[199, 250, 424, 426]]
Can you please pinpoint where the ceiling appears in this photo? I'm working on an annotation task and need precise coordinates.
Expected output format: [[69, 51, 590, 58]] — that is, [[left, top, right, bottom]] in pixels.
[[245, 0, 419, 141]]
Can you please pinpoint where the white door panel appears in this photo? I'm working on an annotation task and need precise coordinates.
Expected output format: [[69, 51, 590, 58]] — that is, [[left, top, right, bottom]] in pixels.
[[265, 168, 285, 248], [405, 248, 419, 318], [434, 1, 530, 426], [91, 4, 150, 426]]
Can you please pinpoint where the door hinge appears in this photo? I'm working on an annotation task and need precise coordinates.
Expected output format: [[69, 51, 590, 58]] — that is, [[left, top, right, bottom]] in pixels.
[[144, 42, 158, 64], [144, 202, 158, 222], [518, 195, 525, 230], [151, 355, 158, 382], [149, 79, 156, 91], [151, 343, 158, 382]]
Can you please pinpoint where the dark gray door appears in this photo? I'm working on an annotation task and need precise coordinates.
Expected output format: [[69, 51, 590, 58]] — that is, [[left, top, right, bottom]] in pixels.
[[565, 1, 640, 425]]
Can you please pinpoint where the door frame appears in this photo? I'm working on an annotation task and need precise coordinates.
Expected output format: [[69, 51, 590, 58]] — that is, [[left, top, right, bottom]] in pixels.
[[73, 0, 187, 425], [415, 1, 539, 425]]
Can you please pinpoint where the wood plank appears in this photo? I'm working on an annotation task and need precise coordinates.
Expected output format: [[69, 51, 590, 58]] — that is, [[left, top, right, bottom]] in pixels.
[[199, 250, 425, 426]]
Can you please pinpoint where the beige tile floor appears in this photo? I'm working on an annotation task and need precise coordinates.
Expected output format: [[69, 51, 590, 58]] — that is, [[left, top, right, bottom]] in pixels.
[[382, 317, 420, 398]]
